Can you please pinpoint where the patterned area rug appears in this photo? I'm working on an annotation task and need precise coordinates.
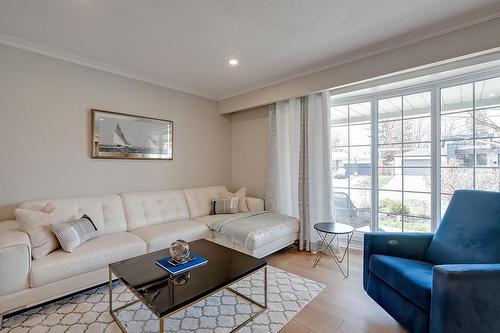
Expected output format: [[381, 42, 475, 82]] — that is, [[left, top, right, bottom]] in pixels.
[[1, 266, 324, 333]]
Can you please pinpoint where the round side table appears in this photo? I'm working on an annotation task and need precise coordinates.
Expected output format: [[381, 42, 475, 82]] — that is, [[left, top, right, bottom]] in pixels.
[[313, 222, 354, 278]]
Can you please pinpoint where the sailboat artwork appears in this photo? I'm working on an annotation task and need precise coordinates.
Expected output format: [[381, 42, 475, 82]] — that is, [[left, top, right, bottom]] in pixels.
[[91, 109, 173, 160], [113, 123, 131, 147]]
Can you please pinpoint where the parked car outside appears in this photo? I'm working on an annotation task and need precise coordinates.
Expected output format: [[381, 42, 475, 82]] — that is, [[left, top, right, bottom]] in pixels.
[[334, 168, 347, 179]]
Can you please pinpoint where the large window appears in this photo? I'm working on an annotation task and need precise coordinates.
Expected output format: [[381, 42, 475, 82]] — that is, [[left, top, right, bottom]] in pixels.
[[440, 77, 500, 216], [331, 102, 372, 231], [377, 92, 432, 232], [330, 70, 500, 232]]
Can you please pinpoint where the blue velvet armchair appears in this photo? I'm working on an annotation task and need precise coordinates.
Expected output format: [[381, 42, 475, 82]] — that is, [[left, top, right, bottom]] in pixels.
[[363, 190, 500, 333]]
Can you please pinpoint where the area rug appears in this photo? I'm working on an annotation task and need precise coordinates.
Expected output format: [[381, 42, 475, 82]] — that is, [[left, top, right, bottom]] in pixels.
[[1, 266, 325, 333]]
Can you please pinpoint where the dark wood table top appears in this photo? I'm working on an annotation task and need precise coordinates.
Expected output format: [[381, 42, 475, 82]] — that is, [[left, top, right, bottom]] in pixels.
[[109, 239, 266, 317]]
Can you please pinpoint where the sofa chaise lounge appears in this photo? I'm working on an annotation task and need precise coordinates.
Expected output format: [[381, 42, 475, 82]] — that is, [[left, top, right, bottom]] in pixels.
[[0, 185, 299, 320]]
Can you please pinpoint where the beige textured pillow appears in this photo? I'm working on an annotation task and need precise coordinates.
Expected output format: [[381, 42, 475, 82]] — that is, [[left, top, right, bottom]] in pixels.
[[15, 202, 81, 259], [220, 187, 249, 213]]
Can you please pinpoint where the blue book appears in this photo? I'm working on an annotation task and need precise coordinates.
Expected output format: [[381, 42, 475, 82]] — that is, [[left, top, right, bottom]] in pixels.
[[155, 252, 208, 275]]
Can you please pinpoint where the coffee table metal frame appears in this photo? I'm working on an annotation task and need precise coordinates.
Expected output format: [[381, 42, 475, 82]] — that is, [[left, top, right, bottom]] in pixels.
[[108, 265, 267, 333], [313, 223, 354, 278]]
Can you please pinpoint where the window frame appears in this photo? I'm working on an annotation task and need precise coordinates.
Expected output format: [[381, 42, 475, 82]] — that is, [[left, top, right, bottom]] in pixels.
[[330, 68, 500, 232], [331, 101, 373, 231]]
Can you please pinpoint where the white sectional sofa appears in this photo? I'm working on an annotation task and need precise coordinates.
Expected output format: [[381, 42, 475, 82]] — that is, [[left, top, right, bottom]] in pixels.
[[0, 186, 299, 318]]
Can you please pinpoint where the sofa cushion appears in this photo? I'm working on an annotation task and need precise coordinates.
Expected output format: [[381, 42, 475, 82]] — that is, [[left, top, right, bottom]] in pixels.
[[202, 212, 299, 251], [183, 186, 227, 218], [19, 195, 127, 235], [424, 190, 500, 264], [30, 232, 146, 287], [131, 220, 210, 252], [194, 213, 249, 225], [121, 190, 189, 231], [369, 254, 433, 311], [240, 216, 298, 250]]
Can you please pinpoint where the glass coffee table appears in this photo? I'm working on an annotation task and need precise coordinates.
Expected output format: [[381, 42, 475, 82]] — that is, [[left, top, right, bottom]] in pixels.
[[108, 239, 267, 333], [313, 222, 354, 278]]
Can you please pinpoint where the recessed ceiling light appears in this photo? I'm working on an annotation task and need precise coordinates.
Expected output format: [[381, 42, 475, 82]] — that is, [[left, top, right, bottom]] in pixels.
[[228, 59, 238, 66], [489, 93, 497, 97]]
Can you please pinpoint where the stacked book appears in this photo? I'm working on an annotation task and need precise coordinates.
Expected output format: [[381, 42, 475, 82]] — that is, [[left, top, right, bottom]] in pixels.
[[155, 252, 208, 275]]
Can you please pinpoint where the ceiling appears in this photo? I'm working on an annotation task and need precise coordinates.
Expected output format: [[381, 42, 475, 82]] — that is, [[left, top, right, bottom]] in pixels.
[[1, 0, 500, 100]]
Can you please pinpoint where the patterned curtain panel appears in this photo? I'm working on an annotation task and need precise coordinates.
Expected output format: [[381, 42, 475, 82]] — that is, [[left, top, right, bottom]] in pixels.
[[303, 92, 333, 251], [265, 99, 301, 217], [266, 92, 333, 252], [298, 96, 310, 250], [265, 103, 277, 212]]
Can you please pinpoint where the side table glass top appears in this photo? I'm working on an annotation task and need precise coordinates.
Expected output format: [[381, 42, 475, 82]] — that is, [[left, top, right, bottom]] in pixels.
[[314, 222, 354, 234]]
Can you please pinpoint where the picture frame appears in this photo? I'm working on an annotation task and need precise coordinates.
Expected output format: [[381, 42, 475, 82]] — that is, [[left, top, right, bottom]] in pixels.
[[91, 109, 173, 160]]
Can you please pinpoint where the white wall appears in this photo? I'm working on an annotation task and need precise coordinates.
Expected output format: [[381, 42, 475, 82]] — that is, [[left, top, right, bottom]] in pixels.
[[230, 106, 269, 199], [4, 16, 500, 221], [219, 17, 500, 113], [225, 16, 500, 208], [0, 44, 231, 220]]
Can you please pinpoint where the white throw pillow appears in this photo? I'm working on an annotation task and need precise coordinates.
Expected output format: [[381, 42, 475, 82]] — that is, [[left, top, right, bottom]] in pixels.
[[219, 187, 249, 212], [15, 202, 81, 259]]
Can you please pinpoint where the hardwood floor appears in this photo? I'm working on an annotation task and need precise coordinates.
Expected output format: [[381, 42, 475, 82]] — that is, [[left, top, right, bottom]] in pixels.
[[267, 247, 407, 333]]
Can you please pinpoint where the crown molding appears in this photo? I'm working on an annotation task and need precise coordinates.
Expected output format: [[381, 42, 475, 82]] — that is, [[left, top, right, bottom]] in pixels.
[[0, 32, 218, 100], [2, 3, 500, 102]]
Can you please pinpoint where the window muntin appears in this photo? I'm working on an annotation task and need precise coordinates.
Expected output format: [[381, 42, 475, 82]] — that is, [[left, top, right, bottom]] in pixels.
[[377, 92, 432, 232], [439, 78, 500, 215], [331, 102, 372, 231], [331, 72, 500, 232]]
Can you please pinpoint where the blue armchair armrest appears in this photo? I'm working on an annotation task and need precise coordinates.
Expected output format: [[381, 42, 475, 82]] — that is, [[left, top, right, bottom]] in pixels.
[[363, 232, 434, 290], [431, 264, 500, 333]]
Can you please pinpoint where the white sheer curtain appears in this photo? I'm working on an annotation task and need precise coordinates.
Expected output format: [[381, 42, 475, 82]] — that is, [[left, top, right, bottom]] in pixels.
[[266, 98, 301, 218], [266, 92, 333, 251], [304, 91, 333, 251]]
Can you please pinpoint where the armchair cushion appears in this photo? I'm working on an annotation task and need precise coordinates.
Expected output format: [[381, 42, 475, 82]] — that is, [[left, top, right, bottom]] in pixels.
[[363, 232, 434, 290], [424, 190, 500, 264], [369, 255, 433, 311]]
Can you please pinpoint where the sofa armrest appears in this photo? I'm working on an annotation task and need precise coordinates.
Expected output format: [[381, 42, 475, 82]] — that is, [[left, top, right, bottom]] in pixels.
[[0, 220, 31, 296], [246, 197, 264, 212], [430, 264, 500, 333], [363, 232, 434, 290]]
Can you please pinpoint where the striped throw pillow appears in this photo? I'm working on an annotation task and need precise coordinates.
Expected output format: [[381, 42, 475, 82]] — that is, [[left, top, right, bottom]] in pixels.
[[211, 197, 240, 215], [51, 214, 100, 252]]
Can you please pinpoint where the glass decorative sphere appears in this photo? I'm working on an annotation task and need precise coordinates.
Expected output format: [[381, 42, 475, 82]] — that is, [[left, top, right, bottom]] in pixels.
[[170, 239, 190, 263]]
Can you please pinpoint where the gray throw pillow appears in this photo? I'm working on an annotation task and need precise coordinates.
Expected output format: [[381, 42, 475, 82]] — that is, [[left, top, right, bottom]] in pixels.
[[210, 197, 240, 215], [51, 214, 100, 252]]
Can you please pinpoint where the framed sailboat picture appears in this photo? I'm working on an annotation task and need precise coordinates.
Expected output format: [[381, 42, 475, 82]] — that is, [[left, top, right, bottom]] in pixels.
[[91, 109, 173, 160]]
